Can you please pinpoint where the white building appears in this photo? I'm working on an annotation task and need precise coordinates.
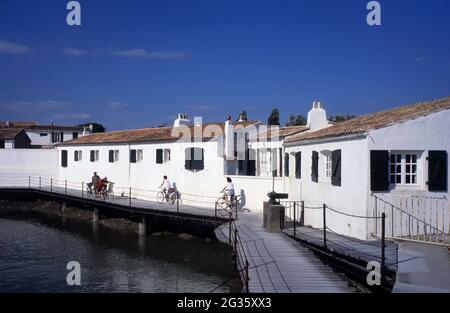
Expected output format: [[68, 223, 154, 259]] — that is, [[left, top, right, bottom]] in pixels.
[[284, 98, 450, 239], [0, 127, 31, 149]]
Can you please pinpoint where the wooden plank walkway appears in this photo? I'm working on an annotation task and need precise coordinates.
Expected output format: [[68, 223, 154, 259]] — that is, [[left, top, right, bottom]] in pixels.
[[215, 213, 356, 293], [283, 226, 398, 272]]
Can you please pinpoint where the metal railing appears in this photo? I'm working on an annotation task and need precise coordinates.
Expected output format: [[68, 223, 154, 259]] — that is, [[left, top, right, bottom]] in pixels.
[[373, 194, 449, 245]]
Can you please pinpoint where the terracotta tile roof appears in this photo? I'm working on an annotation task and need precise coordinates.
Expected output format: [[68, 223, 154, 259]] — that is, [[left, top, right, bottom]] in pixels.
[[25, 125, 85, 132], [285, 97, 450, 144], [0, 121, 38, 127], [0, 127, 25, 140], [249, 125, 309, 141], [59, 121, 260, 145]]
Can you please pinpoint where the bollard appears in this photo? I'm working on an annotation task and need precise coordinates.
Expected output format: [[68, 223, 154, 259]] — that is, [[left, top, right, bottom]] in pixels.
[[381, 212, 386, 284], [323, 203, 327, 249]]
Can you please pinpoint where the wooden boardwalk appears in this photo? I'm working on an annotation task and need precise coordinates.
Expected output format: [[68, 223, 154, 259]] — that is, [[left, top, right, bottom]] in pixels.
[[283, 226, 398, 273], [215, 213, 356, 293]]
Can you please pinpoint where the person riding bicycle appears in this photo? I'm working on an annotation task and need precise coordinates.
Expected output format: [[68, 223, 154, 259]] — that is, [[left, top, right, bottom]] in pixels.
[[158, 175, 174, 200], [221, 177, 235, 202], [96, 177, 108, 195]]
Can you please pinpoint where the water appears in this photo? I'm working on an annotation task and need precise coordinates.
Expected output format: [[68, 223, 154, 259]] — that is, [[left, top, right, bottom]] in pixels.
[[0, 209, 241, 292]]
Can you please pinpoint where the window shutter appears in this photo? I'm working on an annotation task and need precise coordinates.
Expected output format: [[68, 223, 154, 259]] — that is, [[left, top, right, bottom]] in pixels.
[[61, 150, 68, 168], [60, 132, 64, 142], [192, 148, 204, 170], [156, 149, 163, 164], [90, 150, 95, 162], [370, 150, 389, 191], [295, 152, 301, 179], [74, 151, 78, 162], [247, 149, 256, 176], [185, 148, 192, 169], [331, 149, 341, 186], [109, 150, 114, 163], [284, 153, 290, 177], [428, 151, 447, 192], [130, 149, 137, 163], [311, 151, 318, 182]]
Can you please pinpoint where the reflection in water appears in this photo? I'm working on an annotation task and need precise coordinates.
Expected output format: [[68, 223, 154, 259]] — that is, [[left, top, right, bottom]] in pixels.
[[0, 209, 241, 293]]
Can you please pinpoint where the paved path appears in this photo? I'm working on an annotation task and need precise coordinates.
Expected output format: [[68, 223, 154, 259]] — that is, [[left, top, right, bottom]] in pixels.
[[215, 213, 356, 293], [393, 241, 450, 293], [283, 226, 398, 272]]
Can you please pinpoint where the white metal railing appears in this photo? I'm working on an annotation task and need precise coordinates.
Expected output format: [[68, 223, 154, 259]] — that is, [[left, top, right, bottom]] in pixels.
[[373, 193, 449, 246]]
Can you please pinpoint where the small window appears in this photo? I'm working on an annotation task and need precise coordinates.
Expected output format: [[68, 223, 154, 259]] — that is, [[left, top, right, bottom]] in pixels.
[[74, 150, 82, 162], [40, 133, 48, 137], [130, 149, 143, 163], [52, 132, 64, 143], [137, 149, 144, 162], [389, 152, 419, 186], [164, 149, 171, 163], [325, 154, 332, 178], [0, 140, 4, 149], [90, 150, 99, 162], [185, 147, 204, 171], [61, 150, 68, 167], [109, 150, 119, 163]]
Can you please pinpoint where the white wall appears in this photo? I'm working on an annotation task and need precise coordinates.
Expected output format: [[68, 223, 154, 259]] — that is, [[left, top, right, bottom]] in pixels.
[[285, 137, 370, 239], [27, 130, 81, 146], [0, 149, 58, 184]]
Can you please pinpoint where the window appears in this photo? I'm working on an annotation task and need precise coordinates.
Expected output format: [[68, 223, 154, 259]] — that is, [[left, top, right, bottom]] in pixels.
[[284, 153, 290, 177], [258, 149, 272, 176], [130, 149, 143, 163], [325, 154, 332, 178], [74, 150, 82, 162], [52, 132, 64, 143], [311, 151, 319, 182], [156, 149, 163, 164], [90, 150, 99, 162], [295, 152, 301, 179], [40, 133, 48, 137], [73, 132, 78, 139], [389, 152, 419, 186], [109, 150, 119, 163], [185, 147, 204, 171], [61, 150, 68, 167], [137, 149, 144, 162], [164, 149, 171, 163], [0, 140, 5, 149]]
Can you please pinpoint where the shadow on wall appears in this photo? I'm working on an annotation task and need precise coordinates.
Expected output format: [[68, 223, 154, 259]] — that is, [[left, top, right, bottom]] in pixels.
[[240, 189, 246, 208]]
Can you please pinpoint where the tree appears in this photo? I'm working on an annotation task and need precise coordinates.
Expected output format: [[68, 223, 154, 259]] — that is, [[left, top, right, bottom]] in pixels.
[[329, 114, 356, 123], [267, 108, 280, 126], [78, 122, 106, 133], [286, 114, 307, 126]]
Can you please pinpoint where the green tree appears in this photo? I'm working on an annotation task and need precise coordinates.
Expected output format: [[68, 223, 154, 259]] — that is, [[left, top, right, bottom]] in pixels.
[[78, 122, 106, 133], [286, 114, 307, 126], [329, 114, 356, 123], [267, 108, 280, 126]]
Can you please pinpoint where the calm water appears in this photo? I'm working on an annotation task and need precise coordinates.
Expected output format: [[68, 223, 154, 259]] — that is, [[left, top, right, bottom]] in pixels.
[[0, 209, 241, 292]]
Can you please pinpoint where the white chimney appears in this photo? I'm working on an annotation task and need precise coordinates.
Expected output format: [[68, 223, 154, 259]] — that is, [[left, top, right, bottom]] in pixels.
[[173, 113, 192, 127], [224, 116, 234, 160], [306, 101, 330, 131]]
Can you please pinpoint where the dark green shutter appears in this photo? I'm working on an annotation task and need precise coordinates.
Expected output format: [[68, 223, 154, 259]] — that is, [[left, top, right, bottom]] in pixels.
[[61, 150, 68, 168], [185, 148, 192, 169], [130, 150, 137, 163], [331, 149, 341, 186], [370, 150, 389, 191], [311, 151, 318, 182], [428, 151, 447, 192], [295, 152, 301, 179], [74, 151, 78, 162], [90, 150, 95, 162], [284, 153, 290, 177], [156, 149, 163, 164], [109, 150, 114, 163]]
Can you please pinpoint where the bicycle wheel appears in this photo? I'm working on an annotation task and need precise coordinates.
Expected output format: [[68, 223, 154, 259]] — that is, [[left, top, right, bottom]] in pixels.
[[216, 197, 228, 210], [156, 192, 165, 203]]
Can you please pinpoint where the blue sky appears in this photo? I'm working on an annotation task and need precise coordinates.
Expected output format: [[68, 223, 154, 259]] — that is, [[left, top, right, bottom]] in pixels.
[[0, 0, 449, 130]]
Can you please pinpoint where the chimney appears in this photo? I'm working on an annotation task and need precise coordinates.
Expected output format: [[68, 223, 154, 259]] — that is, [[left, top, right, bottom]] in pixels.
[[5, 121, 10, 126], [173, 113, 192, 127], [306, 101, 330, 131], [224, 116, 234, 160]]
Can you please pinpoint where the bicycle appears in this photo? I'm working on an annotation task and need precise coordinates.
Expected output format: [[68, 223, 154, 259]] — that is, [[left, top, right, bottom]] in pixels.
[[157, 188, 182, 205], [216, 191, 242, 212], [98, 182, 114, 201]]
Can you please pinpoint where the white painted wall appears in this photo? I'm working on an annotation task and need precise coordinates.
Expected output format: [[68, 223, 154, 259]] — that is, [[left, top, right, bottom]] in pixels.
[[285, 137, 370, 239], [0, 149, 58, 184]]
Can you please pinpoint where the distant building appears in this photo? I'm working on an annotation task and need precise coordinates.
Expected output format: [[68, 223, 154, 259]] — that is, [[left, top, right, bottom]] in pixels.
[[0, 127, 31, 149], [0, 121, 91, 148]]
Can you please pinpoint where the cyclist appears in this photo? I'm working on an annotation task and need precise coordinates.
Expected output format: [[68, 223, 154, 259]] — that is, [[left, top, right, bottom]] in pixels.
[[96, 177, 108, 196], [88, 172, 100, 195], [158, 175, 173, 200], [221, 177, 235, 202]]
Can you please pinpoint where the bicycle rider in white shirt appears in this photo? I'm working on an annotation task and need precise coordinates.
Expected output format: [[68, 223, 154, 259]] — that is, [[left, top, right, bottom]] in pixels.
[[221, 177, 235, 202], [159, 175, 173, 200]]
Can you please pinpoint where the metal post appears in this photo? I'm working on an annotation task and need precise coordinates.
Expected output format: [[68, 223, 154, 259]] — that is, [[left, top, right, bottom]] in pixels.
[[215, 202, 217, 219], [129, 187, 132, 207], [374, 196, 378, 235], [177, 197, 179, 213], [39, 177, 41, 190], [300, 200, 305, 226], [50, 178, 53, 193], [28, 176, 31, 189], [245, 260, 249, 293], [234, 228, 238, 268], [229, 211, 232, 246], [82, 182, 84, 199], [65, 180, 67, 195], [381, 213, 386, 284], [293, 202, 297, 237], [323, 203, 327, 249]]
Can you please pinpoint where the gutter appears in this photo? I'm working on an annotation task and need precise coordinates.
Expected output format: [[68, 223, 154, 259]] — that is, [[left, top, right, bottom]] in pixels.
[[283, 133, 368, 147]]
